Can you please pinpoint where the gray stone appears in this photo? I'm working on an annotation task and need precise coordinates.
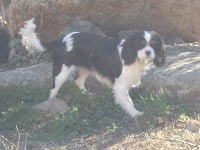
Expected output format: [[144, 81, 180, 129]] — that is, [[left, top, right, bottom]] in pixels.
[[33, 98, 69, 114], [0, 62, 52, 86], [166, 37, 185, 45], [61, 19, 105, 36], [118, 30, 141, 39], [142, 44, 200, 101]]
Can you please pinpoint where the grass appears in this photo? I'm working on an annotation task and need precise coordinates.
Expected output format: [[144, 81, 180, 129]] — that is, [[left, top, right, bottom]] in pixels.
[[0, 82, 199, 149]]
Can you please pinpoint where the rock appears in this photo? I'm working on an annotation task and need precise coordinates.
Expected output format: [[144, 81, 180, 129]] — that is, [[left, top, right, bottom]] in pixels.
[[7, 0, 200, 41], [166, 37, 185, 45], [0, 62, 52, 86], [185, 123, 199, 133], [118, 30, 141, 39], [142, 44, 200, 101], [61, 19, 105, 36], [33, 98, 69, 114]]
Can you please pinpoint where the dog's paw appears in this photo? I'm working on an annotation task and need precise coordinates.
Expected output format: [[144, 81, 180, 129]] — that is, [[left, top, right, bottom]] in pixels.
[[130, 109, 144, 118], [81, 90, 92, 96]]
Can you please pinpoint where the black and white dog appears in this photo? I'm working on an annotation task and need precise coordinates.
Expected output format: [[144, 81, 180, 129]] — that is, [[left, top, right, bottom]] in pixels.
[[20, 19, 165, 118]]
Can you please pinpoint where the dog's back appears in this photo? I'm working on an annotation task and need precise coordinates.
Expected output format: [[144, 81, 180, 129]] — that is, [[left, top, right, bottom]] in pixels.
[[0, 29, 10, 63], [63, 32, 123, 81]]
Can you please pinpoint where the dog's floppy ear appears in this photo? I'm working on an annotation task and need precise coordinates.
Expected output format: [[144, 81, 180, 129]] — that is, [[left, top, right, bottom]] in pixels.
[[121, 36, 137, 65], [152, 33, 166, 67]]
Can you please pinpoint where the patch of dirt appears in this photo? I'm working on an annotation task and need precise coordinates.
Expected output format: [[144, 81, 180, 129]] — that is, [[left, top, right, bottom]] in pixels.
[[25, 116, 200, 150]]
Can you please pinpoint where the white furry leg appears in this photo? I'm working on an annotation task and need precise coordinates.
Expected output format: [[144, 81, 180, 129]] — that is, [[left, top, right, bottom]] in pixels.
[[74, 68, 91, 95], [74, 68, 88, 91], [49, 65, 75, 100], [113, 83, 143, 118]]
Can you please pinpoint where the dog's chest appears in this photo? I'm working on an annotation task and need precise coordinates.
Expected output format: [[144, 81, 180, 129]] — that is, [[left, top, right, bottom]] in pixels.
[[116, 62, 145, 88]]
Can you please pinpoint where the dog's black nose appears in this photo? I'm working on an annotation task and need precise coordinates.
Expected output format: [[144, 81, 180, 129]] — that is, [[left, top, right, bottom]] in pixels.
[[145, 51, 151, 56]]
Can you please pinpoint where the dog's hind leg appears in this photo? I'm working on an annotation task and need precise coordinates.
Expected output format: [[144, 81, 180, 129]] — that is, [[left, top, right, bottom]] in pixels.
[[74, 67, 91, 95], [49, 64, 75, 100]]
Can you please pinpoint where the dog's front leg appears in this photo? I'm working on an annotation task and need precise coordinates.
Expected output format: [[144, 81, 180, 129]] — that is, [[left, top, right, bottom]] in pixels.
[[113, 83, 143, 118]]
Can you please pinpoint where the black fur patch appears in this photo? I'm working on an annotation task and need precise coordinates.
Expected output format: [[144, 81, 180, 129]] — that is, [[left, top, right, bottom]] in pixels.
[[150, 31, 165, 66], [65, 33, 122, 82], [121, 31, 146, 65]]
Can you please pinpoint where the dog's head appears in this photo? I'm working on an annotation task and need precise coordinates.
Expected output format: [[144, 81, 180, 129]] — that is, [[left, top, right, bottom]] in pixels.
[[120, 31, 165, 67]]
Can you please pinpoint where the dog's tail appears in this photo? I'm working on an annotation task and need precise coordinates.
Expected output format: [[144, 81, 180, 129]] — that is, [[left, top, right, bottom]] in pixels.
[[18, 18, 45, 54]]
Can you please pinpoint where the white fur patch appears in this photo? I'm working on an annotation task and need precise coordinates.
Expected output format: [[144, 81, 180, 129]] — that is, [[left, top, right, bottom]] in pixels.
[[74, 67, 90, 91], [137, 31, 155, 61], [49, 65, 75, 99], [63, 32, 80, 52], [117, 39, 125, 56], [144, 31, 151, 43], [93, 71, 112, 87], [19, 18, 45, 53], [113, 60, 145, 117], [137, 45, 155, 61], [117, 39, 126, 64], [116, 60, 145, 88]]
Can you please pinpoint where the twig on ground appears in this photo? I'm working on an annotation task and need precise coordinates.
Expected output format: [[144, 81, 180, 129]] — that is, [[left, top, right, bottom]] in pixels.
[[24, 132, 28, 150], [16, 125, 21, 150], [0, 135, 16, 149], [168, 138, 198, 147]]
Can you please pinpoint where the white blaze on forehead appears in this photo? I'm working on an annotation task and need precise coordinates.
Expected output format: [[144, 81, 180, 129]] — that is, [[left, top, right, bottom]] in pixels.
[[117, 39, 126, 56], [137, 31, 155, 60], [117, 39, 126, 64], [63, 32, 80, 52], [144, 31, 151, 43]]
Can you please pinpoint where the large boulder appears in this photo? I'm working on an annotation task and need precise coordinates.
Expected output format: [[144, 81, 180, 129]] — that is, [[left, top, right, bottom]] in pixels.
[[8, 0, 200, 41], [61, 19, 105, 36], [0, 63, 52, 86], [142, 44, 200, 101]]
